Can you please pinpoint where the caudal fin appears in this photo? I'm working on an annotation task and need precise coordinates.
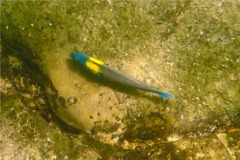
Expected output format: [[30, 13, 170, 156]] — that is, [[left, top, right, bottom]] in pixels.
[[153, 90, 175, 100]]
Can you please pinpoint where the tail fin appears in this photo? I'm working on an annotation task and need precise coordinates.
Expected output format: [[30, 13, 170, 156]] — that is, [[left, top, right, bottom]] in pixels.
[[153, 90, 175, 100]]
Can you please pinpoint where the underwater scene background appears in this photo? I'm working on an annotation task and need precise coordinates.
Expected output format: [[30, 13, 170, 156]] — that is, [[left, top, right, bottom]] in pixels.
[[1, 1, 239, 159]]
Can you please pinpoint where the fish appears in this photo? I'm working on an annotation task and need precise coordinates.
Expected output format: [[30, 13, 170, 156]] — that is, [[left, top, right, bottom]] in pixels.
[[71, 52, 175, 100]]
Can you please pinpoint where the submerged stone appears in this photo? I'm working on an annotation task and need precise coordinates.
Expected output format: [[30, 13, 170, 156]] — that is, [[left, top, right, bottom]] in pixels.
[[1, 0, 239, 159]]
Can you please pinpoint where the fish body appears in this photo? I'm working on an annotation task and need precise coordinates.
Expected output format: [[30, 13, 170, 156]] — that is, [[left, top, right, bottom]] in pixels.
[[71, 52, 175, 100]]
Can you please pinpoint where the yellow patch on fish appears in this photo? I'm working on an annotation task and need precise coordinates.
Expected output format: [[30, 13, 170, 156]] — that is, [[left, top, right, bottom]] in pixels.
[[89, 57, 104, 65], [86, 57, 104, 74]]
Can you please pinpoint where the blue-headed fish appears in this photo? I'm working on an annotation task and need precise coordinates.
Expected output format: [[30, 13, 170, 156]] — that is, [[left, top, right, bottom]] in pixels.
[[71, 52, 175, 100]]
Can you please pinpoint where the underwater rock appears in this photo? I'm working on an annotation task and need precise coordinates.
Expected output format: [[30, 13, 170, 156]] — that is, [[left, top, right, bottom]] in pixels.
[[1, 1, 176, 140], [1, 1, 239, 159]]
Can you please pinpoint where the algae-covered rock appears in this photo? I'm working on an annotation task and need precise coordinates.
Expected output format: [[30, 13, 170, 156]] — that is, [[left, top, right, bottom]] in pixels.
[[1, 0, 240, 159], [1, 0, 175, 138]]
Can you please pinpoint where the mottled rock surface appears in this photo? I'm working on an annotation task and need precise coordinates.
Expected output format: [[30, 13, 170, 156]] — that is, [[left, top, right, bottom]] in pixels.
[[1, 1, 239, 159]]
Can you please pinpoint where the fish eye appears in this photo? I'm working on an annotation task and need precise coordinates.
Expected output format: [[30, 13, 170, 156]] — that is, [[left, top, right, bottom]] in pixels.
[[97, 73, 102, 77]]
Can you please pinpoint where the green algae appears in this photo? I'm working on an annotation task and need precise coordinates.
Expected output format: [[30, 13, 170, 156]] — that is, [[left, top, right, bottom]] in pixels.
[[162, 1, 240, 131]]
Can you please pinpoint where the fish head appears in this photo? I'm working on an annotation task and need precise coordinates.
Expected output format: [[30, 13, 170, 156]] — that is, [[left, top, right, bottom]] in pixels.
[[71, 52, 104, 75], [71, 52, 90, 67]]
